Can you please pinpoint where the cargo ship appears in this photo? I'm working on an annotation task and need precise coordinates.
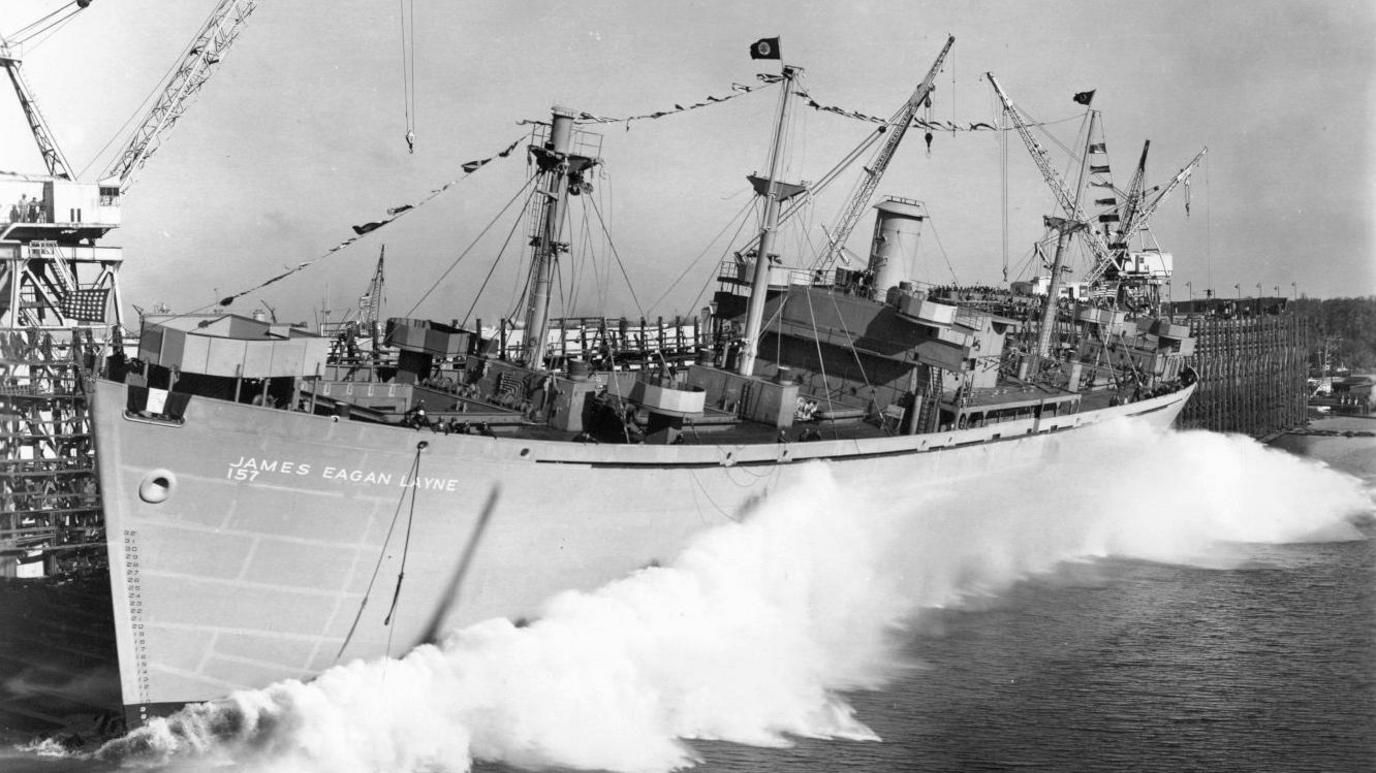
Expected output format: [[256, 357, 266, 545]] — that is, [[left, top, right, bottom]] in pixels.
[[89, 38, 1200, 729]]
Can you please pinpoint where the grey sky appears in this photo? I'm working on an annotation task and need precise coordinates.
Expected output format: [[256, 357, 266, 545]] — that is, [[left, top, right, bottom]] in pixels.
[[2, 0, 1372, 325]]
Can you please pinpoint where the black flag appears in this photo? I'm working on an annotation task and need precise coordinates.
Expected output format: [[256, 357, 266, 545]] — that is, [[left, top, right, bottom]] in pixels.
[[1073, 90, 1096, 106], [750, 37, 781, 60]]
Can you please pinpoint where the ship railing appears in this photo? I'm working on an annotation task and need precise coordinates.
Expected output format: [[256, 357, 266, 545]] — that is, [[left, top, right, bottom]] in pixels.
[[717, 257, 819, 288]]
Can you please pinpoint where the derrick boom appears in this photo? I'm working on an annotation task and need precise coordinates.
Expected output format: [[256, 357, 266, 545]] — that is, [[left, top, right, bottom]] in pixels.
[[1117, 146, 1207, 249], [986, 73, 1116, 286], [816, 35, 954, 276]]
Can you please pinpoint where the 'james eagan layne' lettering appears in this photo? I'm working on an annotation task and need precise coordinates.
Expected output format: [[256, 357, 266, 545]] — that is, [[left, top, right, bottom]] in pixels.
[[226, 456, 462, 492]]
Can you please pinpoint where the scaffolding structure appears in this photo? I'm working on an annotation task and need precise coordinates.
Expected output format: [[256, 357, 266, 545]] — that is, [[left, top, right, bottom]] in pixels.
[[1175, 306, 1312, 435], [0, 326, 111, 578]]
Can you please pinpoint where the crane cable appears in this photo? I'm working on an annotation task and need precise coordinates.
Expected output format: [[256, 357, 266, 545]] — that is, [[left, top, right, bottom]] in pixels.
[[5, 1, 85, 47], [400, 0, 416, 152]]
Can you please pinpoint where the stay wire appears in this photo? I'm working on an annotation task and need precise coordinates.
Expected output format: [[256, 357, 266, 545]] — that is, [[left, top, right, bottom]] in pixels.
[[801, 288, 839, 437], [398, 0, 409, 129], [587, 193, 644, 318], [7, 2, 76, 42], [646, 193, 756, 314], [457, 177, 540, 327], [399, 0, 416, 137], [384, 444, 425, 659], [408, 171, 538, 317], [12, 11, 78, 55], [925, 214, 960, 285], [683, 198, 759, 318]]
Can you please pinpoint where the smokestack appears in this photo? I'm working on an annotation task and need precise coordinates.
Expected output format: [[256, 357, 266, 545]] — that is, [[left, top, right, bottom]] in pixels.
[[867, 197, 927, 298]]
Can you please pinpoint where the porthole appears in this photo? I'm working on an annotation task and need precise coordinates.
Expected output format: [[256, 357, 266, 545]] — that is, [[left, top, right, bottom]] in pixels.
[[138, 469, 177, 504]]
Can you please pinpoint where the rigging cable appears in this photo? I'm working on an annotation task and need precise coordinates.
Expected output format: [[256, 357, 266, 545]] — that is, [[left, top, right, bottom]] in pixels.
[[440, 174, 539, 326], [681, 198, 760, 319], [333, 442, 425, 663], [824, 292, 875, 400], [11, 10, 79, 56], [801, 288, 839, 438], [383, 442, 426, 660], [587, 193, 645, 318], [925, 213, 961, 285], [647, 193, 756, 314], [562, 198, 595, 316], [6, 1, 82, 47], [77, 0, 228, 179], [405, 170, 536, 316], [1204, 152, 1212, 293], [400, 0, 416, 152], [998, 88, 1009, 282], [6, 3, 74, 42]]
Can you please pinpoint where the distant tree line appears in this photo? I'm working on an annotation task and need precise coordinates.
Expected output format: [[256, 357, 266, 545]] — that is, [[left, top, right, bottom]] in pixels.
[[1293, 296, 1376, 373]]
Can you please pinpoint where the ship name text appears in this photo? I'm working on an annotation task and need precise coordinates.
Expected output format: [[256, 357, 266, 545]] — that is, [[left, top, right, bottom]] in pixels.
[[227, 456, 462, 492]]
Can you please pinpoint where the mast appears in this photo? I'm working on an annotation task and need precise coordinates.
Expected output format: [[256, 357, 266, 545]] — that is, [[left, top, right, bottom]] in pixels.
[[1034, 217, 1082, 360], [522, 106, 598, 369], [736, 64, 801, 377], [1034, 111, 1096, 362]]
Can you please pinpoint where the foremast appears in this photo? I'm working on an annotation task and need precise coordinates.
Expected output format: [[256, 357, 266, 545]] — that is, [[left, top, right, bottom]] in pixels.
[[736, 64, 802, 377], [521, 107, 600, 369]]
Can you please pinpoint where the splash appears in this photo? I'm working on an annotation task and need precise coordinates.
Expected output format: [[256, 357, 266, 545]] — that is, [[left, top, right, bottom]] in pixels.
[[97, 422, 1371, 772]]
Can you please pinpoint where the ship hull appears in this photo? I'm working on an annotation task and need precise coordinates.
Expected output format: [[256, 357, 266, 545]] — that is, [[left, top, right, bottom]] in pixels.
[[90, 378, 1193, 727]]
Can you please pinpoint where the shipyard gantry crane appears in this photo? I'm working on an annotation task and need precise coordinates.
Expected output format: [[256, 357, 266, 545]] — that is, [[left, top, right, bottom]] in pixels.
[[102, 0, 260, 194], [0, 0, 258, 576]]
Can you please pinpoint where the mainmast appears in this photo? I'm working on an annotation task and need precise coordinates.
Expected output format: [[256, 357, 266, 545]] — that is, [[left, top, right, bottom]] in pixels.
[[521, 107, 599, 369], [736, 64, 802, 377]]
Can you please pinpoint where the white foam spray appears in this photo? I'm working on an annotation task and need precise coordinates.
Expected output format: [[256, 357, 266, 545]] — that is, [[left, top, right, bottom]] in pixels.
[[97, 422, 1372, 772]]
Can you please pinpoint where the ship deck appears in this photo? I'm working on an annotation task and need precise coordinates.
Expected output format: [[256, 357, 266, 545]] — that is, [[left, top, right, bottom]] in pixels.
[[425, 381, 1142, 447]]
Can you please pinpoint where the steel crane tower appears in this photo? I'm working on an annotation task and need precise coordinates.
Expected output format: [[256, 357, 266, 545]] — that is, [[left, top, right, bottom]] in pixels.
[[0, 0, 259, 576], [101, 0, 260, 194]]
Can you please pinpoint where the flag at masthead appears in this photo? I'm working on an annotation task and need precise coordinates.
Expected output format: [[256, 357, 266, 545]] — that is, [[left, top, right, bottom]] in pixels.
[[750, 37, 781, 60]]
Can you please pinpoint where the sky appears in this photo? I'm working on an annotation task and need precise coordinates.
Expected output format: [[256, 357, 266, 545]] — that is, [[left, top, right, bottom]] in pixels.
[[2, 0, 1372, 329]]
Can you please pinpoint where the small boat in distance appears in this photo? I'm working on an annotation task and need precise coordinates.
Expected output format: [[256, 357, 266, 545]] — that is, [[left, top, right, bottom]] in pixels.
[[90, 37, 1199, 729]]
